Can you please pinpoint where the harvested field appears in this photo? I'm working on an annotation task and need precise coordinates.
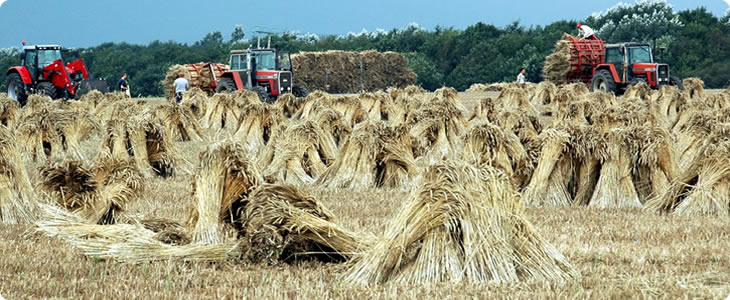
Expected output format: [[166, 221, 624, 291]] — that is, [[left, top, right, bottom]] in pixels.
[[1, 87, 729, 298]]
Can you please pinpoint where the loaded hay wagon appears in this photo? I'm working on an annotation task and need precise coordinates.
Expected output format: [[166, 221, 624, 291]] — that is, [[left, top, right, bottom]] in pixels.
[[545, 34, 683, 93]]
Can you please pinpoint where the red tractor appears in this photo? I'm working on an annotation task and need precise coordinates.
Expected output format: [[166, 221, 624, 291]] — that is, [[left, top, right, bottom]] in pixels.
[[564, 36, 682, 93], [215, 48, 308, 102], [5, 44, 108, 106]]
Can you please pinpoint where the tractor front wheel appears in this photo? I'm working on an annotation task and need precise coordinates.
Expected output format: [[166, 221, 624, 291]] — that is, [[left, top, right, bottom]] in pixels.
[[6, 73, 28, 106], [253, 86, 272, 103], [669, 76, 684, 90], [292, 85, 309, 98], [36, 82, 58, 99], [591, 70, 617, 93], [215, 78, 237, 93]]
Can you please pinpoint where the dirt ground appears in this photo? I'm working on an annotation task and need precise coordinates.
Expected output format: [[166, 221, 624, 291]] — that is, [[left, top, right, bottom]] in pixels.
[[1, 91, 729, 299]]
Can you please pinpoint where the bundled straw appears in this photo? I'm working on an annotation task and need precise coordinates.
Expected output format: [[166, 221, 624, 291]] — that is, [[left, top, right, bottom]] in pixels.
[[0, 93, 20, 128], [345, 160, 578, 284], [315, 120, 417, 189], [202, 93, 243, 131], [532, 81, 558, 105], [0, 125, 39, 224], [79, 90, 105, 110], [261, 120, 338, 184], [408, 89, 469, 164], [180, 87, 209, 120], [240, 184, 367, 264], [522, 128, 573, 206], [155, 102, 203, 142], [682, 77, 705, 99], [461, 121, 526, 186], [588, 128, 642, 208], [234, 103, 284, 153], [35, 204, 242, 263], [40, 154, 142, 224], [188, 141, 262, 244], [543, 34, 573, 84]]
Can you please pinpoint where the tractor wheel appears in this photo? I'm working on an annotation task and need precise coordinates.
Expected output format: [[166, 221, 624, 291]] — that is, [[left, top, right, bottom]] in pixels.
[[36, 82, 58, 99], [670, 76, 684, 90], [253, 86, 272, 103], [590, 70, 617, 93], [215, 78, 237, 93], [292, 85, 309, 98], [5, 73, 28, 106]]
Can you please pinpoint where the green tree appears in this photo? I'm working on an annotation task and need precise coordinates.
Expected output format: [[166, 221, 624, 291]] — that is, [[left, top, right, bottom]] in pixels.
[[403, 52, 445, 90]]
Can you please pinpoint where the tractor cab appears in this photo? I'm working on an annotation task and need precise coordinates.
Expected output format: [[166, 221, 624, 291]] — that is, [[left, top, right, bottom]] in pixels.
[[22, 45, 63, 80]]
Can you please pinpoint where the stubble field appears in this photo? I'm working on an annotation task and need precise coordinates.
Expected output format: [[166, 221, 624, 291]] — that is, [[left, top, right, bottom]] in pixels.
[[1, 91, 729, 299]]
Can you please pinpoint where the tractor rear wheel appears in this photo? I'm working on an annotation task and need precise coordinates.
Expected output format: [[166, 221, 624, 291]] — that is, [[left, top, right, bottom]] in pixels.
[[253, 86, 272, 103], [36, 82, 58, 99], [591, 70, 617, 93], [6, 73, 28, 106], [215, 78, 237, 93], [293, 85, 309, 98], [669, 76, 683, 90]]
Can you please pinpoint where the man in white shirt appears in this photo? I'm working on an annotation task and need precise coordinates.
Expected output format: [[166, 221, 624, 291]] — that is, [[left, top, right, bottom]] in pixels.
[[577, 24, 598, 40], [173, 73, 189, 103], [516, 68, 526, 84]]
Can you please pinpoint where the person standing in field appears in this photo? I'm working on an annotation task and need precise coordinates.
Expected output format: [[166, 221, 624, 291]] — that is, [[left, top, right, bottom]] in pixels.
[[577, 24, 598, 40], [516, 68, 527, 84], [119, 73, 130, 97], [173, 73, 189, 103]]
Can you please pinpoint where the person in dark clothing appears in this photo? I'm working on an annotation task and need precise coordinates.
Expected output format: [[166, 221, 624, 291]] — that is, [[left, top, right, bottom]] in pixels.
[[119, 73, 130, 97]]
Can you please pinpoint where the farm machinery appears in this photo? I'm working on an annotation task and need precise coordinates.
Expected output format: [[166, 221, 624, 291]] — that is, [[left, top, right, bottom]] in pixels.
[[5, 44, 108, 106], [174, 32, 308, 103], [563, 36, 682, 93], [176, 48, 309, 103], [215, 47, 309, 102]]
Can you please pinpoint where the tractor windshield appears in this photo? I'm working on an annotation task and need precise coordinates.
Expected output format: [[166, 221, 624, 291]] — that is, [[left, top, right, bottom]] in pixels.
[[628, 46, 652, 64], [256, 52, 276, 70], [278, 52, 291, 71], [37, 49, 62, 67]]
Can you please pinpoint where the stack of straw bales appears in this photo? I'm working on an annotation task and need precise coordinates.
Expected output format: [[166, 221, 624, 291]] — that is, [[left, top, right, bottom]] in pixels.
[[291, 50, 417, 93]]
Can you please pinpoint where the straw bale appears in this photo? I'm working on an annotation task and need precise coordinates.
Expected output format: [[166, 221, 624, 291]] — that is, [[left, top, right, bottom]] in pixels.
[[180, 87, 209, 120], [682, 77, 705, 99], [0, 93, 20, 129], [315, 120, 418, 189], [34, 206, 242, 263], [188, 141, 262, 244], [234, 103, 284, 153], [345, 160, 578, 284], [522, 128, 573, 206], [0, 125, 39, 224], [240, 184, 368, 264], [261, 120, 338, 184]]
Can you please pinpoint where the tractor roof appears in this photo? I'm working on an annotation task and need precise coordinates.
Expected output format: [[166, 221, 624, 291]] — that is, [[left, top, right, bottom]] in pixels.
[[230, 48, 277, 55], [606, 42, 651, 48], [23, 45, 62, 50]]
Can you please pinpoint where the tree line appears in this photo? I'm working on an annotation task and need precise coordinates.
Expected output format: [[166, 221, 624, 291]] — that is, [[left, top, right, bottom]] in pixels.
[[1, 2, 728, 97]]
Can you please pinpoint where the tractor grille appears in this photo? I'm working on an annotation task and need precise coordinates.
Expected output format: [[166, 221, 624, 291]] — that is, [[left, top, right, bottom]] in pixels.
[[657, 65, 669, 82], [279, 72, 292, 93]]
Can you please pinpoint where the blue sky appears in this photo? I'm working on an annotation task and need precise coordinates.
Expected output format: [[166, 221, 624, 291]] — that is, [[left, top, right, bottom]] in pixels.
[[0, 0, 727, 49]]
